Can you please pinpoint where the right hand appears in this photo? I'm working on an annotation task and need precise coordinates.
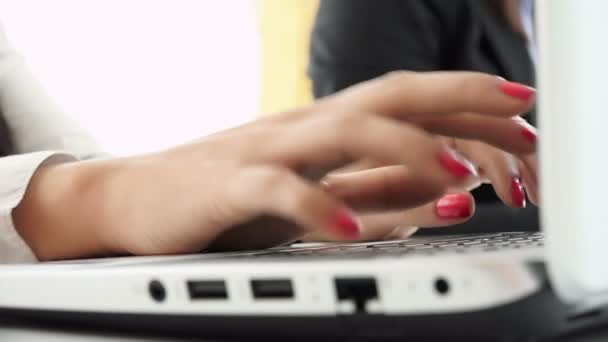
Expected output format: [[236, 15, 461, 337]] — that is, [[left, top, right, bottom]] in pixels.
[[306, 119, 538, 242], [14, 72, 537, 260]]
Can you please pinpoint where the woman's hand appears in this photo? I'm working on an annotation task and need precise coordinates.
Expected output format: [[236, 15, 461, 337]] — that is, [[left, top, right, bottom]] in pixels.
[[304, 82, 538, 242], [13, 72, 536, 260], [425, 115, 539, 207], [305, 135, 538, 242], [305, 126, 538, 242]]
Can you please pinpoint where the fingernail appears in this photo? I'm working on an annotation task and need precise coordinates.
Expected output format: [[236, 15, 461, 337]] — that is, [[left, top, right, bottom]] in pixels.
[[436, 194, 472, 219], [511, 177, 526, 208], [499, 81, 536, 101], [521, 126, 537, 144], [331, 210, 360, 238], [437, 149, 477, 178]]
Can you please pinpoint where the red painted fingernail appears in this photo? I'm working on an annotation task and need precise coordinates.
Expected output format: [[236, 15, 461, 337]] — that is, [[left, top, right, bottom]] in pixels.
[[437, 150, 475, 178], [500, 81, 536, 101], [511, 177, 526, 208], [331, 210, 360, 238], [521, 126, 537, 144], [436, 194, 472, 219]]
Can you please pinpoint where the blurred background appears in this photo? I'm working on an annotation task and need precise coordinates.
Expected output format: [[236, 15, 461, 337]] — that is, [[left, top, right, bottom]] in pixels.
[[0, 0, 319, 155], [0, 0, 542, 234]]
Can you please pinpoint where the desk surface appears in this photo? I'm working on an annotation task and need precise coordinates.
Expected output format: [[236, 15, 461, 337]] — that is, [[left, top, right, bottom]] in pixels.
[[1, 321, 608, 342], [0, 326, 204, 342], [0, 318, 206, 342]]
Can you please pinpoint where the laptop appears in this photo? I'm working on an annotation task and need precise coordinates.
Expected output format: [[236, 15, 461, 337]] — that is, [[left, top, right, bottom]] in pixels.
[[1, 1, 608, 340]]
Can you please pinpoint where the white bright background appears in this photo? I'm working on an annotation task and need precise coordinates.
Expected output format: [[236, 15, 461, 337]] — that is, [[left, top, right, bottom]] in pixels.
[[0, 0, 260, 155]]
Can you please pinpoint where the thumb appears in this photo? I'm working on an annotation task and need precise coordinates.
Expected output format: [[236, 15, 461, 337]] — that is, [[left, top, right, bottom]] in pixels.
[[224, 166, 362, 241]]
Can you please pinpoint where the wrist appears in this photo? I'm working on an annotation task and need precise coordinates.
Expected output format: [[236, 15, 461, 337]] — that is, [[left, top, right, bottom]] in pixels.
[[12, 158, 129, 260]]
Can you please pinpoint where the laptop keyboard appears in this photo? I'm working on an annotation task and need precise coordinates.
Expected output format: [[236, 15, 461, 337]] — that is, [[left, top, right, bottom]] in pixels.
[[264, 231, 544, 258]]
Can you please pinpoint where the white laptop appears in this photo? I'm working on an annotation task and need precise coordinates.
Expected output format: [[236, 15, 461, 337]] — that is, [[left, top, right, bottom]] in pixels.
[[1, 1, 608, 340]]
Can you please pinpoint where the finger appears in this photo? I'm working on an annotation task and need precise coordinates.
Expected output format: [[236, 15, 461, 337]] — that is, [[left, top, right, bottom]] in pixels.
[[519, 159, 539, 205], [383, 226, 419, 241], [302, 219, 399, 242], [227, 165, 362, 241], [398, 192, 475, 227], [304, 225, 418, 243], [513, 116, 538, 151], [516, 120, 538, 204], [520, 152, 538, 186], [357, 211, 417, 241], [281, 113, 478, 191], [520, 154, 537, 178], [457, 141, 526, 208], [322, 71, 535, 118], [327, 159, 382, 175], [518, 137, 538, 205], [321, 165, 446, 212], [304, 193, 474, 242], [413, 114, 537, 155]]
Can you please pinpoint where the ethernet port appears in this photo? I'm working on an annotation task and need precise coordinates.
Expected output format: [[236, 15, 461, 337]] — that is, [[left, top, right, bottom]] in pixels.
[[335, 277, 378, 313]]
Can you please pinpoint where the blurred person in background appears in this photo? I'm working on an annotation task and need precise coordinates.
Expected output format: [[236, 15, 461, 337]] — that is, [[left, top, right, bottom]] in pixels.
[[309, 0, 538, 237]]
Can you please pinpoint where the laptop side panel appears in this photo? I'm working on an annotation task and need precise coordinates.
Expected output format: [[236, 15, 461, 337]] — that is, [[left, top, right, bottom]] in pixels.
[[537, 0, 608, 304], [0, 264, 605, 340], [0, 256, 539, 316]]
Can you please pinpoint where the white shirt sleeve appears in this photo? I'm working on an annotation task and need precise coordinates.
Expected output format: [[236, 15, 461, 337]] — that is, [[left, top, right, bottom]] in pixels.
[[0, 152, 77, 263], [0, 23, 106, 263]]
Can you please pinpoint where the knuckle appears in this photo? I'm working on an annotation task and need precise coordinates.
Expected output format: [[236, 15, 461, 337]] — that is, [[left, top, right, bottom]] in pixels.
[[377, 71, 417, 96], [332, 111, 369, 133], [247, 165, 321, 213], [289, 187, 318, 212], [380, 70, 416, 84], [250, 165, 294, 189], [317, 113, 347, 144], [457, 75, 484, 102], [334, 111, 358, 125], [458, 73, 499, 103], [400, 125, 437, 153]]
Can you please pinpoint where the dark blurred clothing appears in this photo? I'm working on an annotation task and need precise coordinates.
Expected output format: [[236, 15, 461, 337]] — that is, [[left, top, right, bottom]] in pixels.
[[309, 0, 538, 233]]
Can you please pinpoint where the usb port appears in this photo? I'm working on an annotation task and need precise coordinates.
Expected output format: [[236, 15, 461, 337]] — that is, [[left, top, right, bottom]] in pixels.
[[187, 280, 228, 300], [250, 279, 294, 299]]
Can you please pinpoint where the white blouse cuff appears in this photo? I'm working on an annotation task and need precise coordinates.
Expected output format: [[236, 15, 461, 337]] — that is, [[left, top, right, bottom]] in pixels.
[[0, 151, 77, 263]]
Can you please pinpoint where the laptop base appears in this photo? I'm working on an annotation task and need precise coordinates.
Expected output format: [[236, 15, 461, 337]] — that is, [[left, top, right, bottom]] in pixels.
[[2, 271, 607, 342]]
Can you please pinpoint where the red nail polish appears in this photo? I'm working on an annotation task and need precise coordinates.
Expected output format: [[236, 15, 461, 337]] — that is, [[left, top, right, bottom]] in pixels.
[[511, 177, 526, 208], [436, 194, 472, 219], [500, 81, 536, 101], [521, 126, 537, 144], [331, 210, 360, 238], [437, 150, 474, 178]]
